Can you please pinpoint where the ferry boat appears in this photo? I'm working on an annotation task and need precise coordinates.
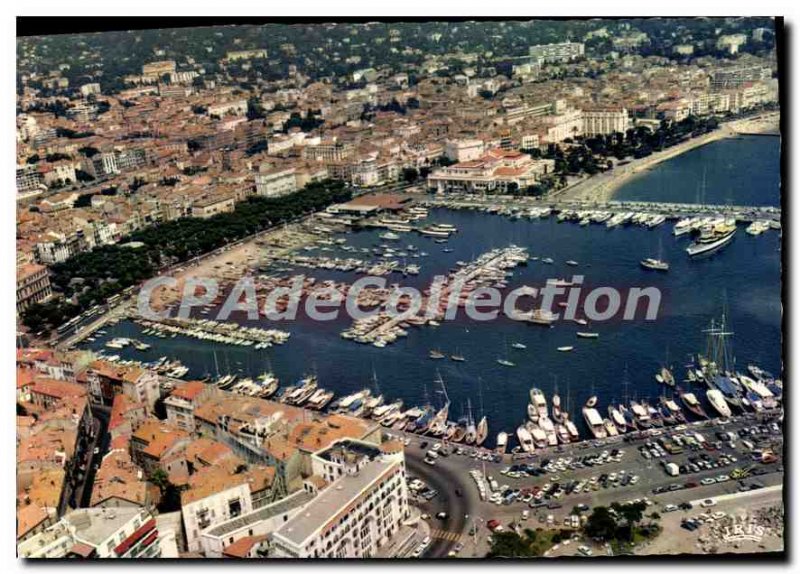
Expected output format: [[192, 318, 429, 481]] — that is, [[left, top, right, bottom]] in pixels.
[[495, 432, 508, 454], [687, 225, 736, 256], [582, 407, 608, 439], [706, 389, 732, 418], [640, 258, 669, 271]]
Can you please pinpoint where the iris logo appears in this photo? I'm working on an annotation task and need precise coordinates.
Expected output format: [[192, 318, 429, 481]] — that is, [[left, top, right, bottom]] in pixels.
[[721, 521, 767, 543]]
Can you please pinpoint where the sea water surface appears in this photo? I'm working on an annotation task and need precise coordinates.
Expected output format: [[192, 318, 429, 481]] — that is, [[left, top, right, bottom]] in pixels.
[[84, 137, 782, 446], [614, 135, 781, 207]]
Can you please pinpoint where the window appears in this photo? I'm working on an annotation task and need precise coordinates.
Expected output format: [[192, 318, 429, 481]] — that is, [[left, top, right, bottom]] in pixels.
[[228, 498, 242, 517]]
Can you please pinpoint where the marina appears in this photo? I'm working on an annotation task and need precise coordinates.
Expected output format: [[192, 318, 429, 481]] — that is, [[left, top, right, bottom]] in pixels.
[[72, 128, 780, 451]]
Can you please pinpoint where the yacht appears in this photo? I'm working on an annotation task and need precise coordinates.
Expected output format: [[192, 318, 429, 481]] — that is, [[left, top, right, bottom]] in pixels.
[[256, 372, 280, 398], [529, 388, 548, 419], [678, 388, 708, 418], [516, 425, 535, 453], [687, 225, 736, 256], [655, 367, 675, 386], [630, 401, 651, 428], [706, 389, 732, 418], [495, 432, 508, 454], [608, 405, 628, 433], [640, 258, 670, 271], [582, 407, 608, 439], [660, 396, 687, 423], [527, 403, 539, 423], [673, 218, 695, 236]]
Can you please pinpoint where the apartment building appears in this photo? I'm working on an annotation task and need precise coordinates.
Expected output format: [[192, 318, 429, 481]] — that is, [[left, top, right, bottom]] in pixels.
[[444, 139, 485, 163], [711, 66, 772, 90], [18, 507, 160, 558], [303, 139, 355, 163], [255, 167, 297, 198], [17, 164, 44, 195], [528, 41, 585, 63], [191, 194, 236, 219], [270, 440, 409, 559], [17, 262, 53, 313], [164, 380, 216, 432]]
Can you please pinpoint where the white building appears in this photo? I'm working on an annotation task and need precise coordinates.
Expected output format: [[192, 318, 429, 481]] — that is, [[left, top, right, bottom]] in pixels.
[[581, 107, 630, 137], [716, 34, 748, 55], [18, 507, 160, 558], [183, 480, 254, 553], [529, 41, 585, 64], [444, 139, 485, 163], [270, 440, 409, 559], [428, 149, 554, 194], [255, 167, 297, 197], [80, 83, 102, 97], [543, 108, 584, 143]]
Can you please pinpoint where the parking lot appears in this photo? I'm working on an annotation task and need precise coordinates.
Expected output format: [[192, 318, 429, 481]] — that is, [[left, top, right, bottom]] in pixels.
[[389, 412, 783, 557]]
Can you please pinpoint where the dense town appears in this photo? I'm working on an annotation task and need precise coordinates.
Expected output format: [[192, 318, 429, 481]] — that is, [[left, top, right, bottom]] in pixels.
[[16, 19, 783, 559]]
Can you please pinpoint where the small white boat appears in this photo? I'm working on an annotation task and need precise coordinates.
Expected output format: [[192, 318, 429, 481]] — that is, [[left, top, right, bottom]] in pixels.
[[557, 346, 574, 352]]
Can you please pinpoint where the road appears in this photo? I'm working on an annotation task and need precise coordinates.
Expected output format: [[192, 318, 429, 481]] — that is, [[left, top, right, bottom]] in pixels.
[[404, 448, 475, 557]]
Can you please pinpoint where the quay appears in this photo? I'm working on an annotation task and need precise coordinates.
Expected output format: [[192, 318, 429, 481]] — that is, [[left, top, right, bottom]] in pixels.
[[423, 196, 781, 224]]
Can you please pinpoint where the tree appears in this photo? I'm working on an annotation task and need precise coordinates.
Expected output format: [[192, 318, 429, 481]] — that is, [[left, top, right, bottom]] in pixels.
[[402, 167, 419, 183], [584, 506, 618, 541], [487, 530, 539, 558]]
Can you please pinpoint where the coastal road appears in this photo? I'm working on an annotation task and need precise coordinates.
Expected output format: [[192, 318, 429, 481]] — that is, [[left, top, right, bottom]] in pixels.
[[404, 447, 476, 557]]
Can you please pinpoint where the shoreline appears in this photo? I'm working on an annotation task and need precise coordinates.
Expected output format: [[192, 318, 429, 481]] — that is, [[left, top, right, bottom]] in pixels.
[[556, 112, 780, 204]]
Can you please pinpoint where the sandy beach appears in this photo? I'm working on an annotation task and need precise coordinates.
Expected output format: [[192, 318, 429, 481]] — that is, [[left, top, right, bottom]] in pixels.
[[556, 112, 780, 204]]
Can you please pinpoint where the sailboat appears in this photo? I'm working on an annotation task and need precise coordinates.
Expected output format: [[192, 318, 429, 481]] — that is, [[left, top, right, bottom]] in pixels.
[[464, 399, 477, 444], [475, 379, 488, 446], [641, 236, 669, 271]]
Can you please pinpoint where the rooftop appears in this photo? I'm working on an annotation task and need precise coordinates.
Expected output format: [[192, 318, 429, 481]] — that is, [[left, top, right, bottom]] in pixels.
[[273, 456, 396, 547]]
